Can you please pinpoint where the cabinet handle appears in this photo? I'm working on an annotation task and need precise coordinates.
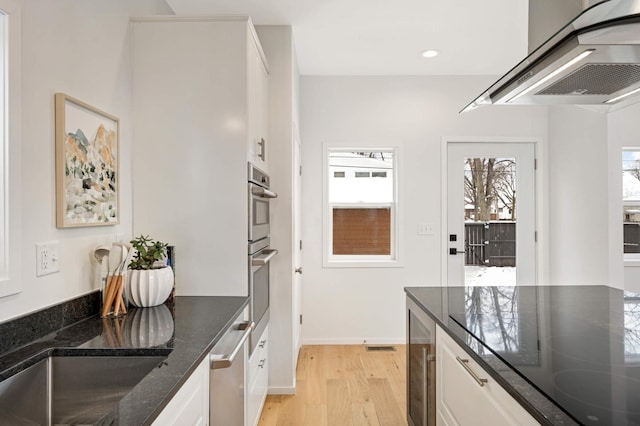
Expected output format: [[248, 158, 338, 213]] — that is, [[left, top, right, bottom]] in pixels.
[[259, 339, 267, 348], [258, 358, 266, 368], [258, 138, 266, 161], [422, 347, 428, 420], [210, 322, 254, 369], [456, 356, 488, 387]]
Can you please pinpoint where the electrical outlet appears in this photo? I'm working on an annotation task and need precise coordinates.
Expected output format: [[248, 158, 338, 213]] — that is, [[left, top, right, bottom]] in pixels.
[[36, 241, 60, 276], [418, 222, 434, 235]]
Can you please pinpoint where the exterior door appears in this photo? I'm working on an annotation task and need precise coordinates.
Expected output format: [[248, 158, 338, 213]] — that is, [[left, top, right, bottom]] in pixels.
[[446, 142, 536, 286]]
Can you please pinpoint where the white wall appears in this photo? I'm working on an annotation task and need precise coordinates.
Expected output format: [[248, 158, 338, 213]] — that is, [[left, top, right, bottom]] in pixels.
[[0, 0, 173, 322], [300, 76, 548, 344], [547, 106, 612, 286]]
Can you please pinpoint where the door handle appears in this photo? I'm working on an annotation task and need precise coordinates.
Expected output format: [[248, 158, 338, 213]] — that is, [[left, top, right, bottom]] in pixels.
[[251, 186, 278, 198], [252, 249, 278, 266], [449, 248, 466, 255], [295, 267, 302, 274]]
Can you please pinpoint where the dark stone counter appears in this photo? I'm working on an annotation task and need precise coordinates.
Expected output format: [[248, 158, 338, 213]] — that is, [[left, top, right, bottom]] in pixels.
[[406, 285, 640, 426], [0, 294, 248, 425]]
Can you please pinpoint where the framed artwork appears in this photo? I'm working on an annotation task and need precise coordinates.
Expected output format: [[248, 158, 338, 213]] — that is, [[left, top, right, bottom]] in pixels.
[[55, 93, 120, 228]]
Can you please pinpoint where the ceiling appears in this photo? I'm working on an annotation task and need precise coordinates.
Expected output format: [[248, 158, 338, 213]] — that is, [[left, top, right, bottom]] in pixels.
[[165, 0, 530, 76]]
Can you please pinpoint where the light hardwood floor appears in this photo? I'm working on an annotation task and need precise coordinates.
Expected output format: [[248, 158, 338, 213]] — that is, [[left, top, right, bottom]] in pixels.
[[258, 345, 408, 426]]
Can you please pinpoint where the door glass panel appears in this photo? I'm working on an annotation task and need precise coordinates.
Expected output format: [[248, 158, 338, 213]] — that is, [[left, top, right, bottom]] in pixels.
[[463, 158, 516, 286]]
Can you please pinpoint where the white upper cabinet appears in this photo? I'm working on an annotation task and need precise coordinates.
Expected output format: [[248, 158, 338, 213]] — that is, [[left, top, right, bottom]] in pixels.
[[247, 34, 269, 171]]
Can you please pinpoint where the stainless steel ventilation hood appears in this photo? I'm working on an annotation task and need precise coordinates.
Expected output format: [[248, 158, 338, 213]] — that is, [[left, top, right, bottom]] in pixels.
[[462, 0, 640, 112]]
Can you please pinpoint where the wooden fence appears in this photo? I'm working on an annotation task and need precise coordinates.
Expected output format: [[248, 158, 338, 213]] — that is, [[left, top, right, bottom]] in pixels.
[[464, 222, 516, 267]]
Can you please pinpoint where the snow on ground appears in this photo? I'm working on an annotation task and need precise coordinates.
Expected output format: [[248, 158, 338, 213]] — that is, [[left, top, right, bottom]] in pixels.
[[464, 265, 516, 286]]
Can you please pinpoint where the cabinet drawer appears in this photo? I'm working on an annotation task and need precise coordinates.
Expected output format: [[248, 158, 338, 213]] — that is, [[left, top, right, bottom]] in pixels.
[[436, 327, 539, 426], [249, 327, 268, 385]]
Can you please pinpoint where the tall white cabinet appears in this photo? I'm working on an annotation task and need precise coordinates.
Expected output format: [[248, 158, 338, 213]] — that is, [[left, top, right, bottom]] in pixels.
[[254, 26, 302, 395], [131, 16, 269, 296]]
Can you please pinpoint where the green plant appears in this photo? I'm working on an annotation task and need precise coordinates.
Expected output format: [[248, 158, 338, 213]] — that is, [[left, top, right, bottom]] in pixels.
[[128, 235, 168, 270]]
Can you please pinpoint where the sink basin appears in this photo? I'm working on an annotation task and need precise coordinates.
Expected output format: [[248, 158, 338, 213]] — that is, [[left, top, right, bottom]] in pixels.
[[0, 355, 166, 424]]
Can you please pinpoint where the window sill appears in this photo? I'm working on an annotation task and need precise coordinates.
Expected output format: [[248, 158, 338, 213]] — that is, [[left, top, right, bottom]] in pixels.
[[625, 257, 640, 267], [323, 259, 404, 268]]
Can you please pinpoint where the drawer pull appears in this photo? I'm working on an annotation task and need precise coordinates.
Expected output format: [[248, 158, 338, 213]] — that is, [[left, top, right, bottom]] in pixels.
[[259, 339, 267, 348], [456, 356, 488, 387], [258, 358, 266, 368], [210, 322, 254, 369]]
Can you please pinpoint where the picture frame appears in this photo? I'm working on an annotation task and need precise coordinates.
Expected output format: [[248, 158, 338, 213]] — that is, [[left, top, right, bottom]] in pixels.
[[55, 93, 120, 228]]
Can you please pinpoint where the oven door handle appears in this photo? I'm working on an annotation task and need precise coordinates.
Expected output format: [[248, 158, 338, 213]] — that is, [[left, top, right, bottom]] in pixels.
[[251, 186, 278, 199], [252, 249, 278, 266], [210, 321, 254, 369]]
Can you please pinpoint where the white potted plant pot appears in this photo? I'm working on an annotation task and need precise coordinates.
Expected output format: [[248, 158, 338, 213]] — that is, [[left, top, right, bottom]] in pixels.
[[125, 266, 174, 308]]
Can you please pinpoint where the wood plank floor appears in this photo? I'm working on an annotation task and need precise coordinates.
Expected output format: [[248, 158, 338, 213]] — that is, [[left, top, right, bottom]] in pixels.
[[258, 345, 408, 426]]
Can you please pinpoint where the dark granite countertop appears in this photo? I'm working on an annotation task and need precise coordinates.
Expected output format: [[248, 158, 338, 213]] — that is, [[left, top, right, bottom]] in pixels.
[[406, 285, 640, 426], [0, 295, 248, 425]]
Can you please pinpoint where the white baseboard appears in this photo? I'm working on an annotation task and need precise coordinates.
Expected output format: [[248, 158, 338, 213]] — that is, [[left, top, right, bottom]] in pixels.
[[268, 386, 296, 395], [301, 337, 406, 345]]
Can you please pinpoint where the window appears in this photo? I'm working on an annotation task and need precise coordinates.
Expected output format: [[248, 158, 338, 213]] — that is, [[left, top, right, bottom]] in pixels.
[[0, 0, 22, 297], [623, 149, 640, 260], [325, 148, 399, 266]]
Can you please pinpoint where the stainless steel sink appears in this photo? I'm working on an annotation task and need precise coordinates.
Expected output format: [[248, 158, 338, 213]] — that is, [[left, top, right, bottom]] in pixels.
[[0, 355, 165, 425]]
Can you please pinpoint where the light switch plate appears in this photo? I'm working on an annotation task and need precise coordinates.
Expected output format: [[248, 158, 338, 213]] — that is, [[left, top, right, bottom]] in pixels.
[[36, 241, 60, 276], [418, 222, 434, 235]]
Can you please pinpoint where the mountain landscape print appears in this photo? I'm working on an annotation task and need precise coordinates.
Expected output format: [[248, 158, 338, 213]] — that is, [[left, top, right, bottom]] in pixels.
[[55, 93, 119, 228]]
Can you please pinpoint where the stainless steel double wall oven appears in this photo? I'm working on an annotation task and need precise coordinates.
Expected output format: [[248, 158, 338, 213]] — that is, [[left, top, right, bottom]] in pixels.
[[248, 164, 277, 354]]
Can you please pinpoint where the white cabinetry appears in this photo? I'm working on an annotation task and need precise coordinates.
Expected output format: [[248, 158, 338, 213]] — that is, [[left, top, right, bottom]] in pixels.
[[131, 17, 269, 296], [436, 326, 539, 426], [152, 357, 209, 426], [247, 326, 269, 426], [253, 25, 301, 395], [247, 37, 269, 171]]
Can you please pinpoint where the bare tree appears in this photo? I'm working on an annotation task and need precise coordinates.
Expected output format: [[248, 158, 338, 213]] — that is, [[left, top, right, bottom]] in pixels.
[[465, 158, 516, 221], [493, 160, 516, 220], [465, 158, 495, 221]]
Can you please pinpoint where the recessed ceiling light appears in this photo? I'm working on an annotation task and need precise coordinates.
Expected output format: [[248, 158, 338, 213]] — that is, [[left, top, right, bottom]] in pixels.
[[421, 49, 439, 58]]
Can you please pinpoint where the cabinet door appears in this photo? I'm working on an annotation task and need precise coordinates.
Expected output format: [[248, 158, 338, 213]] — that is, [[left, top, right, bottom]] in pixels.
[[407, 300, 436, 426], [258, 56, 269, 165], [247, 36, 268, 170], [152, 357, 209, 426], [436, 327, 539, 426], [247, 326, 269, 426]]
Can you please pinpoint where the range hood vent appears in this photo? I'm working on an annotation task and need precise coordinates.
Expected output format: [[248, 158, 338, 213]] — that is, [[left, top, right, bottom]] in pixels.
[[462, 0, 640, 112], [538, 63, 640, 95]]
